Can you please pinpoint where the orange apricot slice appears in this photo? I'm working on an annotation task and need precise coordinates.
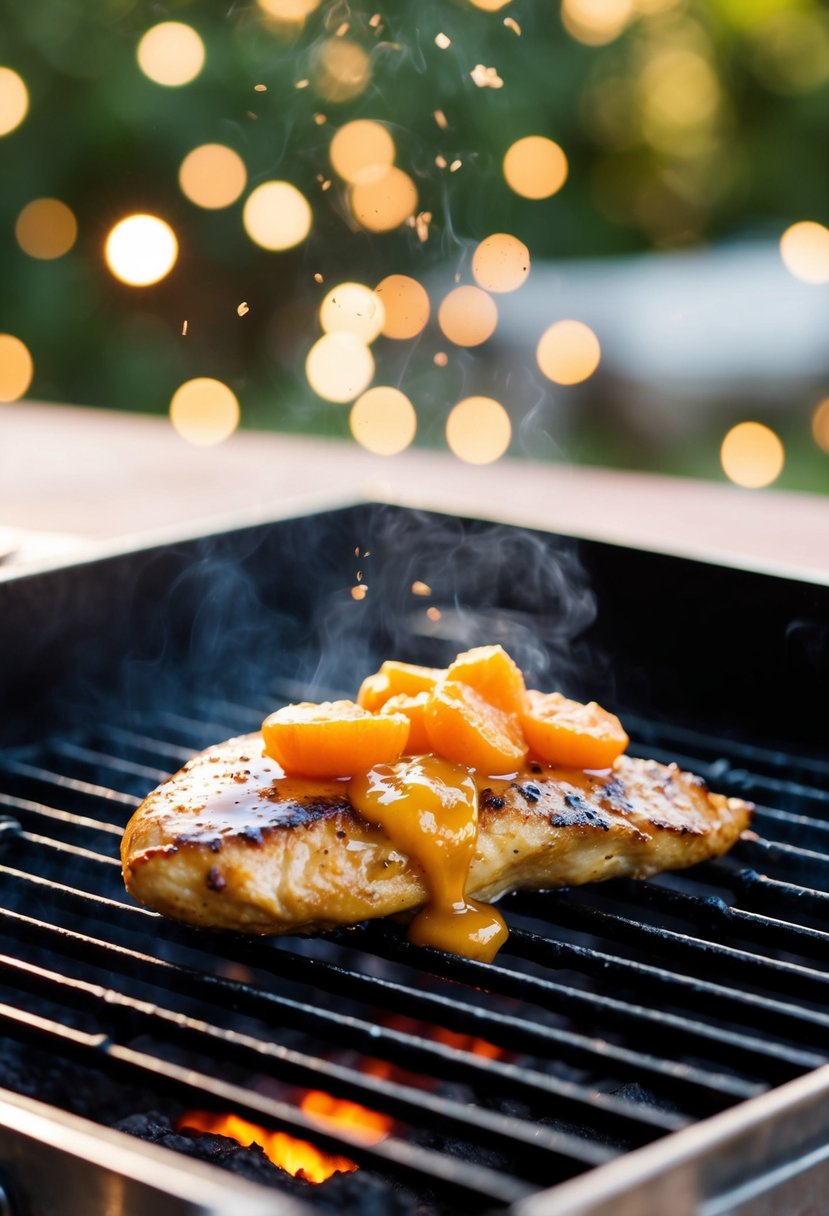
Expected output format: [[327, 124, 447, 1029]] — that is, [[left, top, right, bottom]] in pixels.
[[262, 700, 409, 778], [425, 679, 527, 774], [357, 661, 444, 712], [521, 690, 629, 770], [446, 644, 528, 716], [380, 691, 432, 754]]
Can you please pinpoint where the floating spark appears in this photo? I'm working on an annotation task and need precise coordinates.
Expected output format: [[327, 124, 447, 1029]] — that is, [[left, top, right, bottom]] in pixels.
[[470, 64, 504, 88]]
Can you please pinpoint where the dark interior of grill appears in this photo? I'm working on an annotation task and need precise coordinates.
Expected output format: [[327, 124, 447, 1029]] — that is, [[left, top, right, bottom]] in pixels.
[[1, 503, 828, 1214]]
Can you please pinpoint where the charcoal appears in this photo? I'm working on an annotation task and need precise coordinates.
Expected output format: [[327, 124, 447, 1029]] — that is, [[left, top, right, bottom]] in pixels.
[[119, 1112, 449, 1215], [115, 1112, 305, 1192]]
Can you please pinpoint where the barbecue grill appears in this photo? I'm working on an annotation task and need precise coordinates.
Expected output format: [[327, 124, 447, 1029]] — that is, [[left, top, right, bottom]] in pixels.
[[1, 499, 828, 1216]]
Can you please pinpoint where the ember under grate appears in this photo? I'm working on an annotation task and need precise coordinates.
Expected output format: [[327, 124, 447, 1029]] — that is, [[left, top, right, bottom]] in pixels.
[[0, 503, 828, 1214]]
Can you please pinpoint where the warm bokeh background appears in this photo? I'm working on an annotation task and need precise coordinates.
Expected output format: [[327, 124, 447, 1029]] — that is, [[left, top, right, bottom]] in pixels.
[[2, 0, 829, 491]]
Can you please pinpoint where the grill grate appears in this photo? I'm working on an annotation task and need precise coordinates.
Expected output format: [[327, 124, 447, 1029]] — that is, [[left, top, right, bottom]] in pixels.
[[1, 676, 829, 1211]]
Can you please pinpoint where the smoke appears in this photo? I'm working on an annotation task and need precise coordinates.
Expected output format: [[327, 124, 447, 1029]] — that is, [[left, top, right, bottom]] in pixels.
[[298, 504, 598, 698], [1, 504, 599, 752]]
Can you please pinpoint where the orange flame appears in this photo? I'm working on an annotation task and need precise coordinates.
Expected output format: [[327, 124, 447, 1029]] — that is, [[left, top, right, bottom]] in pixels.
[[178, 1091, 391, 1184], [379, 1013, 509, 1064], [300, 1090, 392, 1142], [431, 1027, 506, 1059]]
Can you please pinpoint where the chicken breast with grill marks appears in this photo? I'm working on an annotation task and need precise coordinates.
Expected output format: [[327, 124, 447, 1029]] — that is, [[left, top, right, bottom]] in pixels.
[[121, 734, 752, 935]]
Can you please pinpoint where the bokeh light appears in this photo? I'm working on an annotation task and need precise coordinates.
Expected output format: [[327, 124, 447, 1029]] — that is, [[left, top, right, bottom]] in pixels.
[[537, 320, 601, 385], [305, 333, 374, 402], [313, 39, 370, 103], [446, 397, 511, 464], [639, 49, 720, 149], [375, 274, 430, 339], [438, 286, 498, 347], [169, 378, 240, 446], [104, 214, 178, 286], [471, 233, 530, 294], [179, 144, 247, 209], [812, 399, 829, 454], [15, 199, 77, 259], [0, 334, 33, 402], [330, 120, 395, 185], [748, 9, 829, 95], [469, 0, 513, 9], [779, 221, 829, 284], [720, 422, 784, 489], [319, 282, 385, 344], [503, 136, 568, 199], [350, 168, 418, 233], [136, 23, 205, 88], [257, 0, 321, 18], [243, 181, 312, 251], [561, 0, 633, 46], [0, 68, 28, 137], [349, 386, 417, 454]]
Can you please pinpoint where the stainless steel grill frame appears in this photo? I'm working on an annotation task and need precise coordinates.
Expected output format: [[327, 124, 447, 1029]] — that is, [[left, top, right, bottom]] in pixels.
[[1, 499, 828, 1216]]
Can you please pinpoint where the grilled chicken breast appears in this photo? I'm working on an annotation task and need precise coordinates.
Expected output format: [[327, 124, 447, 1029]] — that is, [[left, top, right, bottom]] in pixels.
[[121, 734, 752, 935]]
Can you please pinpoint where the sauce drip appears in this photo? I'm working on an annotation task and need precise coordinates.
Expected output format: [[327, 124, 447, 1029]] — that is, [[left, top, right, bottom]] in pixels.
[[348, 755, 508, 962]]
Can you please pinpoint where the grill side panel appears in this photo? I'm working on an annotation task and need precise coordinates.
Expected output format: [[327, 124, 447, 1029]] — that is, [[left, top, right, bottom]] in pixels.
[[517, 1065, 829, 1216], [0, 1088, 288, 1216]]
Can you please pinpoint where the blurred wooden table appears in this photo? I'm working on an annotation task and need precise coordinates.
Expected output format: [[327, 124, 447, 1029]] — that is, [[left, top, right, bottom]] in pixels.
[[2, 401, 827, 581]]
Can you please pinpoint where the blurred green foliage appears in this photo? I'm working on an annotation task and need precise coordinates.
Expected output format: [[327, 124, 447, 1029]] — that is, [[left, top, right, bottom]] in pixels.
[[1, 0, 828, 490]]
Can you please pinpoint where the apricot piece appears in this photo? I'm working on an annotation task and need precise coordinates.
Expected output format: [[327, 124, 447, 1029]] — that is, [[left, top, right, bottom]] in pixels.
[[356, 673, 390, 713], [262, 700, 409, 778], [357, 660, 444, 712], [521, 690, 629, 770], [446, 644, 528, 716], [425, 679, 527, 774], [380, 691, 432, 754]]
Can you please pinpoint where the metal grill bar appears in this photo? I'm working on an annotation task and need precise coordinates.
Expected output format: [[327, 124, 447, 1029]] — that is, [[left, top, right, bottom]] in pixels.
[[508, 893, 829, 1006], [0, 862, 760, 1113], [735, 837, 829, 889], [154, 709, 256, 744], [15, 828, 120, 868], [0, 901, 673, 1150], [0, 939, 613, 1178], [0, 758, 138, 810], [501, 925, 829, 1045], [8, 821, 819, 1084], [695, 864, 829, 923], [93, 724, 194, 765], [750, 807, 829, 850], [48, 741, 170, 784], [623, 714, 829, 783], [0, 792, 122, 839], [581, 878, 829, 963], [344, 926, 825, 1081]]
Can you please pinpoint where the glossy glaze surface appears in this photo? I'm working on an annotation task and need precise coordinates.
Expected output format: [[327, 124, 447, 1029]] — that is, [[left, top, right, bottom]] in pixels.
[[349, 756, 507, 962]]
